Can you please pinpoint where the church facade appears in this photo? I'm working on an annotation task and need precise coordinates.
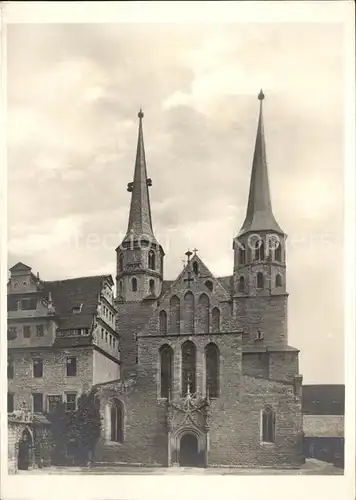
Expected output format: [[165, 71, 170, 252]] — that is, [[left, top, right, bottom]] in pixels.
[[94, 92, 304, 468]]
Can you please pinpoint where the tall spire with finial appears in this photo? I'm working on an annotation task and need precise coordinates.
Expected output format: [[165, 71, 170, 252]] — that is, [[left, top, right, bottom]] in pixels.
[[124, 109, 156, 242], [238, 90, 283, 236]]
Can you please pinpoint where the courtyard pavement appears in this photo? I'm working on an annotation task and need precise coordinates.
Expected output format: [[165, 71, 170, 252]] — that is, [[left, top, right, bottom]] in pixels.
[[17, 459, 343, 475]]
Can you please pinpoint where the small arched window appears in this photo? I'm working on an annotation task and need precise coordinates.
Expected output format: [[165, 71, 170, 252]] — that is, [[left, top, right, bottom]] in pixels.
[[212, 307, 220, 333], [110, 399, 124, 443], [262, 407, 276, 443], [275, 242, 282, 262], [205, 280, 213, 292], [238, 276, 245, 293], [119, 280, 123, 296], [238, 245, 246, 265], [118, 254, 124, 272], [257, 240, 265, 260], [257, 272, 264, 289], [149, 279, 155, 295], [159, 310, 167, 334], [148, 250, 156, 270], [275, 274, 283, 287], [131, 277, 137, 292], [192, 261, 199, 276]]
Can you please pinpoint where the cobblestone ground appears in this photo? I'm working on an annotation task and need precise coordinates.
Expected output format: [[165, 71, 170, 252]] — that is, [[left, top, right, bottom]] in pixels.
[[17, 459, 343, 475]]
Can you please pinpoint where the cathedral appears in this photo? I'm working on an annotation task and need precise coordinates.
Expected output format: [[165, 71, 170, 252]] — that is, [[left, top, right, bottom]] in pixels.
[[94, 91, 304, 468]]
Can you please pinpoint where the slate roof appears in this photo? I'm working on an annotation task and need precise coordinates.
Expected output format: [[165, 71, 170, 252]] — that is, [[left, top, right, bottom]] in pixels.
[[302, 385, 345, 415], [217, 275, 234, 295], [43, 275, 112, 330]]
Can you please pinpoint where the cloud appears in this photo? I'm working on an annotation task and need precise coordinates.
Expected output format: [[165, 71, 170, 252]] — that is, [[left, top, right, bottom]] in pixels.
[[7, 22, 344, 384]]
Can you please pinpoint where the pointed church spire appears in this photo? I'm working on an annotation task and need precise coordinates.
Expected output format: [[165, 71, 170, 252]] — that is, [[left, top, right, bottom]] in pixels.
[[238, 90, 284, 236], [124, 109, 156, 242]]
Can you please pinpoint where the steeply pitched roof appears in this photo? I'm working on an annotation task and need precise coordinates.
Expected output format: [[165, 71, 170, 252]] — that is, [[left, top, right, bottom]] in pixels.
[[216, 275, 234, 295], [238, 91, 284, 237], [302, 385, 345, 415], [9, 262, 32, 272], [43, 275, 111, 330]]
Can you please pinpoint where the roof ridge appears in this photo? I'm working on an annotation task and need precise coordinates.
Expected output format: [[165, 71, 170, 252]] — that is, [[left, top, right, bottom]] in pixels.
[[43, 274, 111, 284]]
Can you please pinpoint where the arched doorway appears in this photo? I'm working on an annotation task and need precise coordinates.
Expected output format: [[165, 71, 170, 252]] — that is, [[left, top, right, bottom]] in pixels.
[[179, 433, 199, 467], [17, 428, 33, 470]]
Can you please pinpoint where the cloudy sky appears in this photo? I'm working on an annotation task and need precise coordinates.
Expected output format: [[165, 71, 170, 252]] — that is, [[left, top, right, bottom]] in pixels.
[[7, 21, 345, 384]]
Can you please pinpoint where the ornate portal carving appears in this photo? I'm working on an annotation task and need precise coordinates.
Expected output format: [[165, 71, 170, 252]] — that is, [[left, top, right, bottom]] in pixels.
[[165, 383, 211, 433]]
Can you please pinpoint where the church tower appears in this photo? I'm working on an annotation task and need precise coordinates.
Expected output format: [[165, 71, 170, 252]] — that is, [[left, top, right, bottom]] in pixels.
[[233, 91, 287, 346], [116, 110, 164, 301]]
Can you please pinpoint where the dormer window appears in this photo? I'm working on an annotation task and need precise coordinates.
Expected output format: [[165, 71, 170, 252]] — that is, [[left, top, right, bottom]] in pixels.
[[72, 304, 83, 314]]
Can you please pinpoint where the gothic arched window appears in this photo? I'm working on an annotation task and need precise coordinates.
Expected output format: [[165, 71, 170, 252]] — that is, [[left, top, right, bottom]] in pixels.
[[192, 261, 199, 276], [131, 277, 137, 292], [159, 344, 173, 399], [182, 340, 196, 395], [170, 296, 180, 333], [159, 310, 167, 334], [275, 274, 283, 288], [238, 244, 246, 265], [149, 279, 155, 295], [183, 291, 194, 334], [110, 399, 124, 443], [119, 280, 123, 296], [275, 242, 282, 262], [212, 307, 220, 333], [262, 407, 276, 443], [238, 276, 245, 293], [205, 280, 213, 292], [257, 272, 264, 289], [148, 250, 156, 270], [205, 342, 219, 398], [197, 293, 209, 333]]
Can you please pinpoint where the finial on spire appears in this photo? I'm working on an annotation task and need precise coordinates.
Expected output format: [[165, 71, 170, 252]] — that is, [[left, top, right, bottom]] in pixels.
[[138, 108, 144, 119], [258, 89, 265, 101]]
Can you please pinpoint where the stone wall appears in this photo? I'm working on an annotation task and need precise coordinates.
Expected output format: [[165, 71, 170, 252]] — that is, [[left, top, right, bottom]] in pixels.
[[8, 347, 94, 411], [95, 332, 303, 467]]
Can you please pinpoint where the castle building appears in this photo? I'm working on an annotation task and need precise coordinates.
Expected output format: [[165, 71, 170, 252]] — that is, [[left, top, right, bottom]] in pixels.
[[7, 264, 119, 415], [94, 91, 304, 468], [8, 91, 304, 468]]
